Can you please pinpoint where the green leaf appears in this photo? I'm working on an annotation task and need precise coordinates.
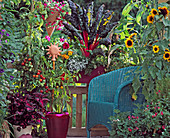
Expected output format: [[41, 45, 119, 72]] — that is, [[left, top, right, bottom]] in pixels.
[[164, 26, 170, 40], [162, 18, 170, 26], [122, 3, 133, 16], [156, 61, 162, 70], [149, 66, 156, 79], [132, 76, 141, 93]]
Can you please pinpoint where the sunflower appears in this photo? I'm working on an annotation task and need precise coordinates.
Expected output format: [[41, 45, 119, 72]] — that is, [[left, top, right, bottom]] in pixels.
[[153, 45, 159, 53], [151, 8, 158, 16], [165, 48, 169, 52], [129, 33, 137, 39], [147, 15, 154, 23], [158, 6, 169, 18], [125, 38, 133, 48], [163, 52, 170, 60]]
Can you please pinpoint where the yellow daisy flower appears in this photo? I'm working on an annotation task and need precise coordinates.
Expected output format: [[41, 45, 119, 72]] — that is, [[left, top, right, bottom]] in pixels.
[[165, 48, 169, 52], [151, 8, 158, 16], [147, 15, 154, 24], [125, 38, 133, 48], [163, 52, 170, 60], [159, 6, 169, 18], [153, 45, 159, 53]]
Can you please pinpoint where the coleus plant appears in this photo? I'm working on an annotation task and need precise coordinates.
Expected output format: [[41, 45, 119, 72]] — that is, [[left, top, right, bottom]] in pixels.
[[6, 89, 49, 129], [62, 0, 117, 57]]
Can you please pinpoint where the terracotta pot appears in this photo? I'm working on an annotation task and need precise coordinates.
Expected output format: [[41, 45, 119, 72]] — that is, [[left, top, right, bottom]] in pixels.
[[74, 66, 106, 84], [13, 125, 32, 138], [45, 112, 70, 138]]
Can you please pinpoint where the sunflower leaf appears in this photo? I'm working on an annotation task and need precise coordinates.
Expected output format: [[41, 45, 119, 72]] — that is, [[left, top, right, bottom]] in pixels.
[[156, 61, 162, 70]]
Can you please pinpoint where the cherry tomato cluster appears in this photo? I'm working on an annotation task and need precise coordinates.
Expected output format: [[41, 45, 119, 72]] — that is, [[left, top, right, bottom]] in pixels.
[[21, 55, 33, 66], [32, 70, 50, 93]]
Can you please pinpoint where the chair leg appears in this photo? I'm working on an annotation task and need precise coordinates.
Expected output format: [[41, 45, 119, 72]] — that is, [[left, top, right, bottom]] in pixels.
[[87, 129, 90, 138]]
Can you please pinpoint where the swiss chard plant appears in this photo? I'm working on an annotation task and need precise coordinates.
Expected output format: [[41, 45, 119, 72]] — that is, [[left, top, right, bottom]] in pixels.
[[62, 0, 117, 57]]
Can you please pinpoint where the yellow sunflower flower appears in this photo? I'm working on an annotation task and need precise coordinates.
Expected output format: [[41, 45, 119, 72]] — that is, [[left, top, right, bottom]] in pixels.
[[153, 45, 159, 53], [125, 38, 133, 48], [158, 6, 169, 18], [163, 52, 170, 60], [165, 48, 169, 52], [151, 8, 158, 16], [147, 15, 154, 23]]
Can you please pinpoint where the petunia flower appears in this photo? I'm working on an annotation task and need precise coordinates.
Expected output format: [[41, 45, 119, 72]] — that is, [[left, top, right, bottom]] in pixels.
[[45, 35, 50, 42]]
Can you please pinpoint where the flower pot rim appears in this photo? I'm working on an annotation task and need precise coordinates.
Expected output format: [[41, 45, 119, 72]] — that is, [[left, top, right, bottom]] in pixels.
[[46, 112, 69, 118]]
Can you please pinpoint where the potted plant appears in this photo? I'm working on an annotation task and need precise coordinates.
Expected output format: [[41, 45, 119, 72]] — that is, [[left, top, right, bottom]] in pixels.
[[42, 40, 77, 138], [6, 89, 48, 138], [61, 0, 119, 83]]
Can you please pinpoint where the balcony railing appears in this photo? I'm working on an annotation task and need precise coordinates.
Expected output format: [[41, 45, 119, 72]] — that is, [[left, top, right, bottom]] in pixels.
[[67, 84, 109, 137]]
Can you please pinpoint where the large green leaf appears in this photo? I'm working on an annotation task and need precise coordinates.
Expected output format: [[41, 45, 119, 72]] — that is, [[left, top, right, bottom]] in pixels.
[[122, 3, 133, 16]]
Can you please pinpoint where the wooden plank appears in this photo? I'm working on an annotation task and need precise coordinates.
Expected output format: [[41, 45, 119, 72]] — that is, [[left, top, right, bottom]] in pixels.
[[68, 86, 87, 94], [158, 0, 168, 3], [68, 128, 86, 137], [76, 94, 82, 128], [67, 127, 109, 137], [68, 94, 73, 128]]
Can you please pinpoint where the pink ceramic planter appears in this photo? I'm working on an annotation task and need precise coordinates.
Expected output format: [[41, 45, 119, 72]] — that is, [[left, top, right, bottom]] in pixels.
[[45, 112, 70, 138], [74, 66, 106, 84]]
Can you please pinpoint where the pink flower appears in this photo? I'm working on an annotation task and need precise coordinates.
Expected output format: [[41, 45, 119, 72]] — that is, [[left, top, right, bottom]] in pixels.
[[128, 116, 131, 120], [147, 105, 149, 107], [152, 115, 155, 118], [158, 107, 160, 109], [158, 90, 161, 92], [132, 116, 135, 119], [156, 92, 158, 94], [45, 35, 50, 41], [154, 107, 157, 109], [155, 112, 157, 116], [60, 38, 65, 42], [128, 128, 132, 132], [162, 125, 165, 129], [42, 15, 45, 20], [136, 116, 139, 119], [161, 111, 163, 115], [62, 42, 69, 49], [44, 3, 47, 8]]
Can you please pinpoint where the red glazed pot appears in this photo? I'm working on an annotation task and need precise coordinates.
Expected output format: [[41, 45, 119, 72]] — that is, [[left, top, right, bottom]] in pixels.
[[74, 66, 105, 84], [45, 112, 70, 138]]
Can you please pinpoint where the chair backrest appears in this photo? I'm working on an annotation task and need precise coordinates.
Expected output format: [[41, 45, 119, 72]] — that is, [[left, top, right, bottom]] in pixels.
[[88, 66, 140, 103]]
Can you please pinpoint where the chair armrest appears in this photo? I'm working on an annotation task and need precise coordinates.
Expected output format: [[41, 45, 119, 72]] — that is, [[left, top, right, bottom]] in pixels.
[[113, 79, 133, 110]]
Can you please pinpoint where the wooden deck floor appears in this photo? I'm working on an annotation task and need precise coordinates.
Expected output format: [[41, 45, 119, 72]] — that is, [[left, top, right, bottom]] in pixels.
[[67, 136, 109, 138]]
